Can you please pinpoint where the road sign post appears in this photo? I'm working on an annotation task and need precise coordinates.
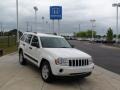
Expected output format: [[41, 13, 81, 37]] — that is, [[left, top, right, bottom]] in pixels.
[[50, 6, 62, 34]]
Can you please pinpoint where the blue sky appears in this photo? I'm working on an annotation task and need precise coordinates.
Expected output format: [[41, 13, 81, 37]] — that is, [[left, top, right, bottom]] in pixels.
[[0, 0, 120, 35]]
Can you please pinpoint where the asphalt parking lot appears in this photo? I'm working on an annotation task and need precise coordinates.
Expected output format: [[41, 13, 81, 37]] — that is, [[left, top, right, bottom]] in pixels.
[[0, 53, 120, 90], [69, 40, 120, 74]]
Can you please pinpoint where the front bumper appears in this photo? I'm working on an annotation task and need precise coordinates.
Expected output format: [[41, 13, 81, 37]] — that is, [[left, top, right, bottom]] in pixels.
[[51, 63, 94, 76]]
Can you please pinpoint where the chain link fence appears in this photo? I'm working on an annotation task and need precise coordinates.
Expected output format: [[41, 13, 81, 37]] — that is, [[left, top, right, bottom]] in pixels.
[[0, 35, 17, 47], [0, 35, 17, 56]]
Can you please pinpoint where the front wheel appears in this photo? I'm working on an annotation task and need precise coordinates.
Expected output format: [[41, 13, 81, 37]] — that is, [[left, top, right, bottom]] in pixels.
[[41, 61, 53, 82]]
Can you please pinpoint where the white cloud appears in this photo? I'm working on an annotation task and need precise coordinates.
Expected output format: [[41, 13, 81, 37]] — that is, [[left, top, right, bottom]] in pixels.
[[0, 0, 120, 35]]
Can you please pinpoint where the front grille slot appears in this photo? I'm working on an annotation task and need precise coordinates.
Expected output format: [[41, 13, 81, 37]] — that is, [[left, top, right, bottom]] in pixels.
[[69, 59, 89, 66]]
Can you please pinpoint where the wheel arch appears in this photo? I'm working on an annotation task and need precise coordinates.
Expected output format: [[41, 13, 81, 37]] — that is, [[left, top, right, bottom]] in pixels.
[[39, 58, 50, 70]]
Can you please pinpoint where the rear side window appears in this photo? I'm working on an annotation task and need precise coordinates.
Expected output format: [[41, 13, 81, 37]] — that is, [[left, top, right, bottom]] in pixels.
[[25, 34, 33, 44], [31, 36, 39, 47], [21, 34, 27, 41]]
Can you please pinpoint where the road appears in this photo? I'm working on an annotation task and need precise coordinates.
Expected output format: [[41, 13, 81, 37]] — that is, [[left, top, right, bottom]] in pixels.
[[0, 53, 120, 90], [69, 40, 120, 74]]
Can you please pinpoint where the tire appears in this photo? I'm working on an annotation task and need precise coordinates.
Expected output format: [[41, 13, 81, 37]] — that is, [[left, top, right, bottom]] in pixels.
[[19, 51, 26, 65], [41, 61, 53, 83]]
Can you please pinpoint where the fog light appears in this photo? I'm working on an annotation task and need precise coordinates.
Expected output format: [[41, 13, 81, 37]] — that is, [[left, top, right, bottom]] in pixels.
[[59, 69, 63, 73]]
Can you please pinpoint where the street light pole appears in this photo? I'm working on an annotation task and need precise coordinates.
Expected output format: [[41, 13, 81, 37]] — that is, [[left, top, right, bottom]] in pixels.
[[42, 16, 45, 31], [16, 0, 19, 42], [33, 6, 38, 32], [116, 6, 119, 43], [46, 21, 50, 33], [79, 24, 80, 32], [112, 3, 120, 43], [90, 19, 96, 41]]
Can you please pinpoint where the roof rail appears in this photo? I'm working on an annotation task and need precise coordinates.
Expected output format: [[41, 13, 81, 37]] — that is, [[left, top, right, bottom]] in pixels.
[[33, 32, 37, 34]]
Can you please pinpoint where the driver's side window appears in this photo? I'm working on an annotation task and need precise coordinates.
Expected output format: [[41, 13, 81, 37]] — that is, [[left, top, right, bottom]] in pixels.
[[31, 36, 39, 48]]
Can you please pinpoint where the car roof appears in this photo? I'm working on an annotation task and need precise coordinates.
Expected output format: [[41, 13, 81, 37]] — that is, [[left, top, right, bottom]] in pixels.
[[24, 32, 63, 38]]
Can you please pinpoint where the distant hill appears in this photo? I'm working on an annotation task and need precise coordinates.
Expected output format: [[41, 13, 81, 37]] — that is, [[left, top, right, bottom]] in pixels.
[[1, 29, 23, 36], [9, 29, 23, 36]]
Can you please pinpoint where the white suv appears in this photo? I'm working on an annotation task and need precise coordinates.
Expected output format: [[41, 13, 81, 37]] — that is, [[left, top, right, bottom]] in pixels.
[[18, 32, 94, 82]]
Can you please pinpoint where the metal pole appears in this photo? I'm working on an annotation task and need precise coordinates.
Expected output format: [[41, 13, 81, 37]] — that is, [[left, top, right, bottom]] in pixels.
[[35, 10, 37, 32], [31, 25, 32, 32], [0, 23, 2, 36], [90, 19, 96, 41], [92, 23, 94, 41], [79, 24, 80, 32], [26, 22, 29, 32], [16, 0, 19, 42], [49, 23, 50, 33], [46, 21, 50, 33], [42, 16, 45, 31], [2, 27, 4, 36], [116, 6, 119, 43], [58, 20, 60, 35], [53, 20, 54, 34]]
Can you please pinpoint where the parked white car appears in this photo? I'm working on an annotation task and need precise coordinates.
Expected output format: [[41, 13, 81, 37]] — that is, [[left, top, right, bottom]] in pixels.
[[18, 32, 94, 82]]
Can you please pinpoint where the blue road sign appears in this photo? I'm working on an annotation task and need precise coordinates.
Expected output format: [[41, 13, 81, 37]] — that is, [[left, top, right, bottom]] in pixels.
[[50, 6, 62, 20]]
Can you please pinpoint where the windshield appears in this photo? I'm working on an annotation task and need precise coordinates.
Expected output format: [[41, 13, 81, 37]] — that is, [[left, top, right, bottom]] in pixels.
[[40, 37, 71, 48]]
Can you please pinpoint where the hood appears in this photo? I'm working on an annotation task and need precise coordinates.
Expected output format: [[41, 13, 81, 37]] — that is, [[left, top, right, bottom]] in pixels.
[[44, 48, 91, 59]]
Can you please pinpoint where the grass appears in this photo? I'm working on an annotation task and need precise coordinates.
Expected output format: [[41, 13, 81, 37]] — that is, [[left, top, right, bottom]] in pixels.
[[3, 45, 17, 55], [0, 36, 17, 55]]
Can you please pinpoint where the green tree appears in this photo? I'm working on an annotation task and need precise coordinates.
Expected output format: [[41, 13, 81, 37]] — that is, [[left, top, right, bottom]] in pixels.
[[119, 34, 120, 39], [76, 31, 86, 37], [86, 30, 96, 38], [113, 34, 116, 38], [106, 27, 113, 41], [76, 30, 96, 38]]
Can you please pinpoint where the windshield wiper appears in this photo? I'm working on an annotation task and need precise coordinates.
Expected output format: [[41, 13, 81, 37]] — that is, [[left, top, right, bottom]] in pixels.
[[60, 47, 69, 48]]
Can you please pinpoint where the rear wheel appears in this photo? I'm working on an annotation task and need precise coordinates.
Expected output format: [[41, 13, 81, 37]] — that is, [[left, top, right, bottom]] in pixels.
[[19, 51, 26, 65], [41, 61, 53, 82]]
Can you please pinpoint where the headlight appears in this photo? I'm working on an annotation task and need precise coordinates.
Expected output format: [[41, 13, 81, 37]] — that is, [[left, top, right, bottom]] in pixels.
[[55, 58, 69, 66], [89, 58, 93, 64]]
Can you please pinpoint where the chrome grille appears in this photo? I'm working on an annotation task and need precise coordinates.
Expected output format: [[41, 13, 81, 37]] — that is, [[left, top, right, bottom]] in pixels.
[[69, 59, 89, 66]]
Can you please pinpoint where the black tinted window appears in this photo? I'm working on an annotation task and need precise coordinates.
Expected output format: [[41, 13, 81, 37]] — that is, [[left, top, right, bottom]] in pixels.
[[40, 37, 71, 48], [31, 36, 39, 47], [25, 34, 32, 44]]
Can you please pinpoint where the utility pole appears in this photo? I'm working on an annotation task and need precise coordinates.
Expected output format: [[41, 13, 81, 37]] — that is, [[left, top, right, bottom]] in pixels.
[[16, 0, 19, 42], [112, 3, 120, 43]]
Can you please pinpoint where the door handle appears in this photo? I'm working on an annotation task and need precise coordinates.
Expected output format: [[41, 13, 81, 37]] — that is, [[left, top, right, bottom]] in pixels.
[[29, 47, 32, 49], [23, 44, 25, 46]]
